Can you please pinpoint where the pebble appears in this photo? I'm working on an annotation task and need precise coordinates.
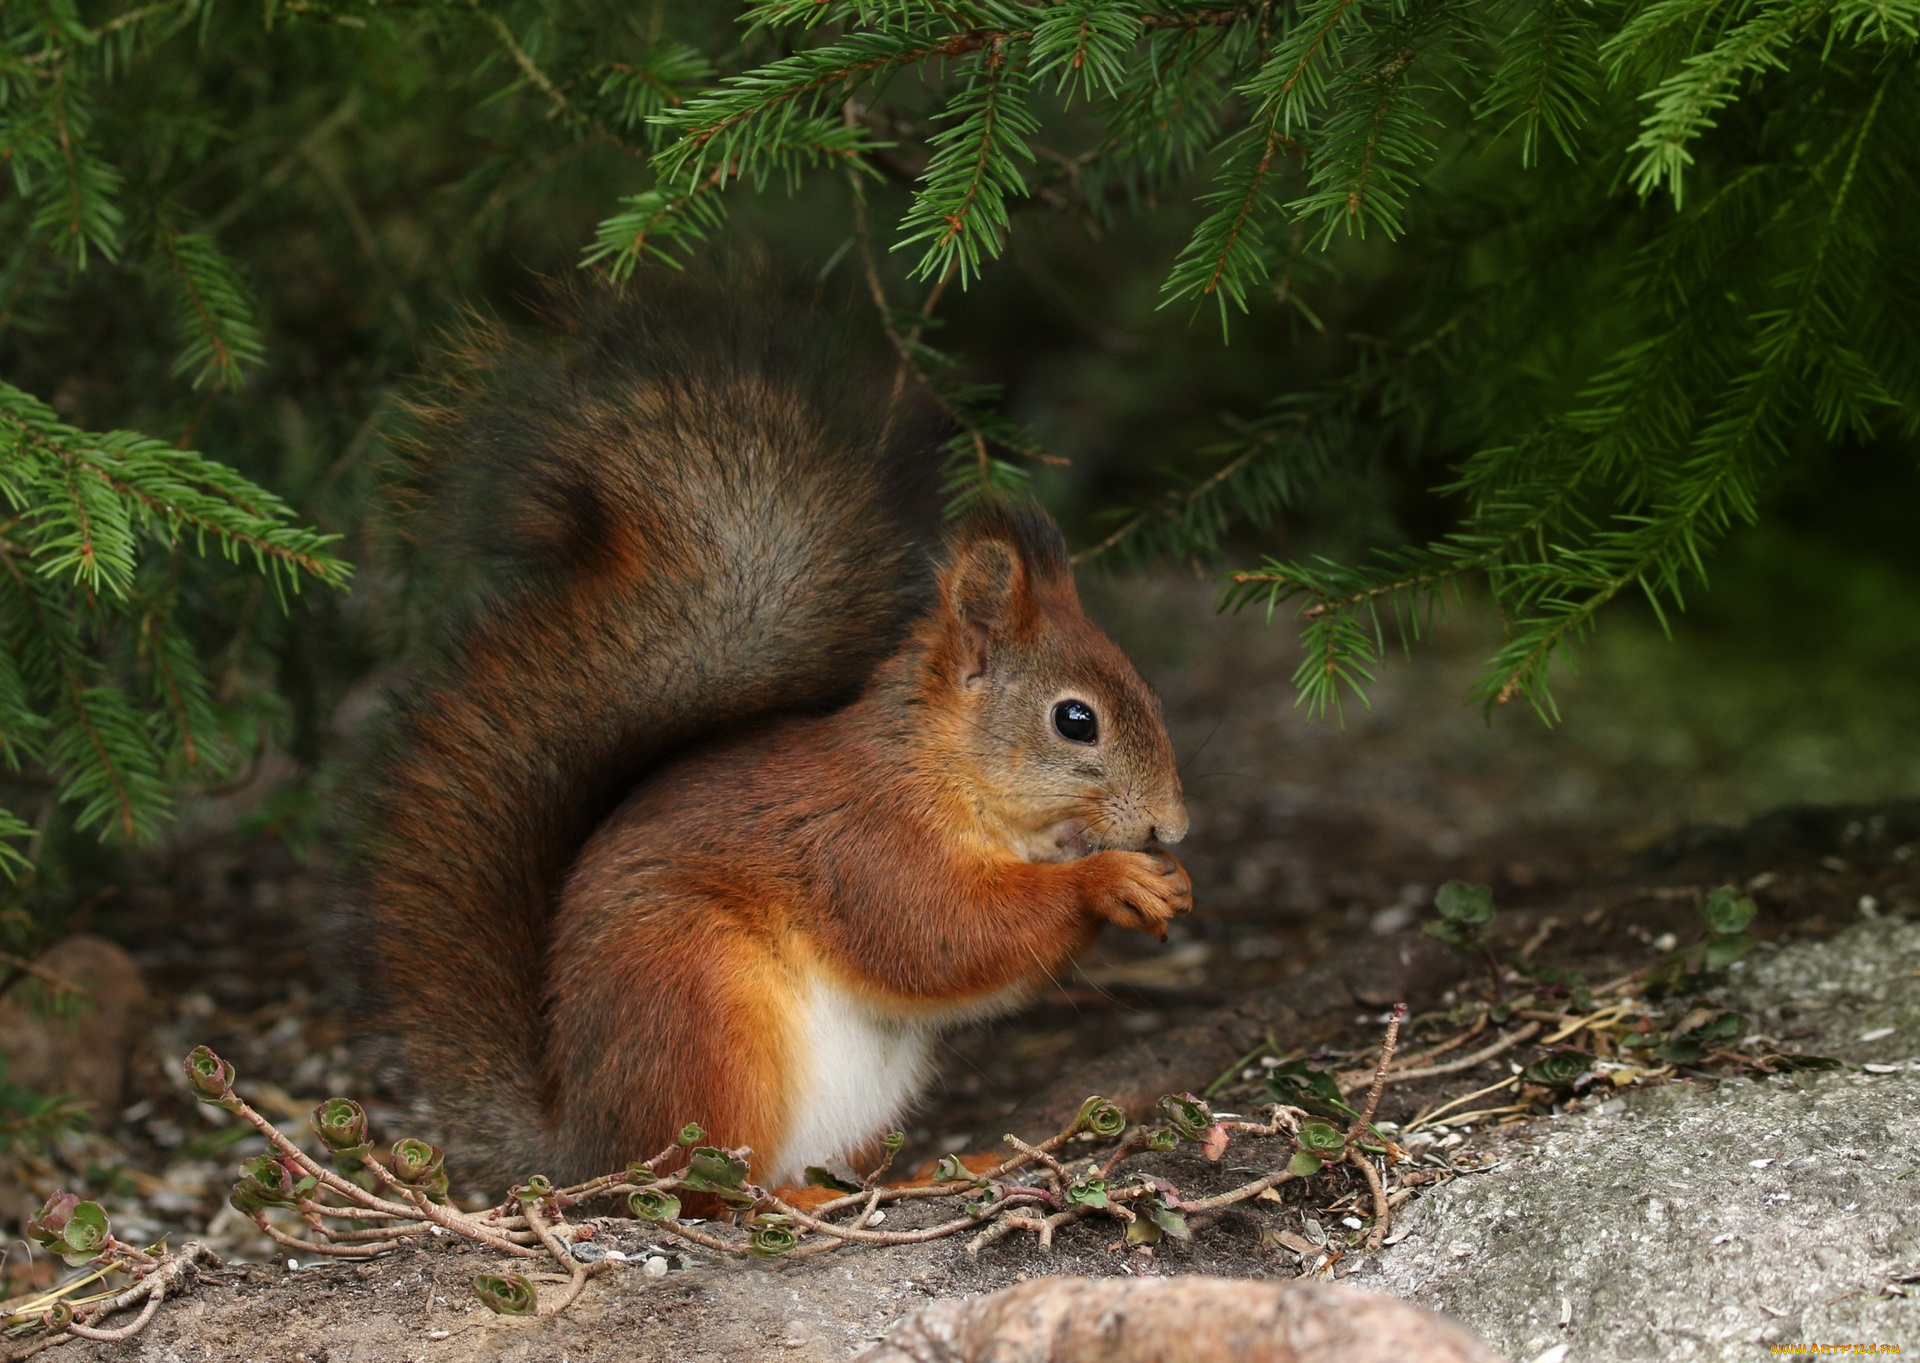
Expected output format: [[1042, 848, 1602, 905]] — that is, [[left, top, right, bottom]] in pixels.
[[643, 1256, 670, 1278]]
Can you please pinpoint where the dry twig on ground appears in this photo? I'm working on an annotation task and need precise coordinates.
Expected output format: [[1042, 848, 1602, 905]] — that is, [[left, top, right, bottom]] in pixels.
[[4, 1011, 1418, 1347]]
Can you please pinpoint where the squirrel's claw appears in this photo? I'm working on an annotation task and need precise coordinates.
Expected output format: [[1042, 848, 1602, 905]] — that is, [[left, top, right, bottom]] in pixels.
[[1089, 849, 1194, 939]]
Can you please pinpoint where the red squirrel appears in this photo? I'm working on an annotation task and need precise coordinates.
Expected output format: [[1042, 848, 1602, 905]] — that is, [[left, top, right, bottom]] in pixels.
[[362, 285, 1191, 1190]]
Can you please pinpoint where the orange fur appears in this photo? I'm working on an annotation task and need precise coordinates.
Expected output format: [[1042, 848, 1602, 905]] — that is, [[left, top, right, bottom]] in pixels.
[[361, 286, 1187, 1191], [547, 513, 1190, 1180]]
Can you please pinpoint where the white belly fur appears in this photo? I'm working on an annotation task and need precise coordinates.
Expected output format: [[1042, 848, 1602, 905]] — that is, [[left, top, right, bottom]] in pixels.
[[773, 974, 1025, 1186]]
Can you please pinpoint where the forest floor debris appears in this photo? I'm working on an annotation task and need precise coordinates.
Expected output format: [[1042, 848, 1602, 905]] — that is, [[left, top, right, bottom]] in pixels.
[[1354, 921, 1920, 1361], [5, 851, 1917, 1360]]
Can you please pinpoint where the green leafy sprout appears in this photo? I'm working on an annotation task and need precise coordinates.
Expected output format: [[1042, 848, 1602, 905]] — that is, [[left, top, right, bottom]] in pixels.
[[1424, 880, 1496, 951]]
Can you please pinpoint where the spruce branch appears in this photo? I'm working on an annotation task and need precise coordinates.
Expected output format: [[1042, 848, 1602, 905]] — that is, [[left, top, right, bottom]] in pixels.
[[0, 544, 162, 841], [1031, 0, 1145, 104], [1615, 0, 1829, 205], [1160, 105, 1299, 324], [1287, 6, 1444, 246], [582, 179, 728, 279], [1473, 64, 1898, 713], [19, 62, 125, 269], [1478, 0, 1601, 166], [146, 215, 266, 391], [650, 30, 986, 188], [1242, 0, 1360, 131], [1082, 306, 1477, 570], [1141, 4, 1269, 34], [893, 35, 1040, 283], [459, 0, 646, 151], [0, 382, 346, 855], [592, 44, 714, 138], [1094, 22, 1234, 200], [846, 160, 1058, 512], [6, 0, 1917, 774], [1075, 389, 1347, 567]]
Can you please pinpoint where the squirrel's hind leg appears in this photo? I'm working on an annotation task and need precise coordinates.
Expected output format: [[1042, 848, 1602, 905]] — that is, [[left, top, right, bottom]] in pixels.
[[545, 901, 797, 1183]]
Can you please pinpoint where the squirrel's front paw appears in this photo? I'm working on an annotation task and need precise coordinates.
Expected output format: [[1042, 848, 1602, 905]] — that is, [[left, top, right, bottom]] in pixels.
[[1088, 849, 1193, 940]]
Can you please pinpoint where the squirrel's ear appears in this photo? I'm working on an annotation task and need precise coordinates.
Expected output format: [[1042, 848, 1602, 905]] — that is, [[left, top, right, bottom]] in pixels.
[[944, 536, 1036, 685]]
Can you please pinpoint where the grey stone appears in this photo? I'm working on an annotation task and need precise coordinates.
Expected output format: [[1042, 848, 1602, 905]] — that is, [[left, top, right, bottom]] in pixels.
[[1718, 916, 1920, 1064], [1354, 918, 1920, 1361]]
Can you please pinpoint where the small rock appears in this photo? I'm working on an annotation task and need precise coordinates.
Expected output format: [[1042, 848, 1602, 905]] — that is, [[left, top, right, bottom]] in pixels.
[[643, 1255, 669, 1278], [0, 935, 147, 1120], [857, 1278, 1498, 1363]]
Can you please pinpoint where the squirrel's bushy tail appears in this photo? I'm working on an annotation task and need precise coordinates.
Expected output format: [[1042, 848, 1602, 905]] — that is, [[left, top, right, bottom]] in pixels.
[[359, 281, 939, 1187]]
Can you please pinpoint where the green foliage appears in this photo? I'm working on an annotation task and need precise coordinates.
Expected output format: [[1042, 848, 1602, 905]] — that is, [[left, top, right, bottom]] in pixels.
[[800, 1161, 861, 1192], [1521, 1048, 1596, 1091], [1065, 1173, 1109, 1207], [1699, 884, 1756, 931], [747, 1218, 800, 1258], [472, 1272, 539, 1316], [24, 1191, 112, 1265], [1155, 1090, 1214, 1141], [0, 383, 345, 863], [682, 1144, 754, 1204], [629, 1187, 682, 1221], [387, 1137, 450, 1202], [1640, 885, 1763, 995], [1074, 1094, 1128, 1138], [1137, 1192, 1190, 1239], [1263, 1057, 1351, 1121], [1700, 885, 1759, 967], [228, 1151, 318, 1214], [1623, 1006, 1748, 1064], [2, 0, 741, 944], [1, 1053, 84, 1158], [1287, 1116, 1346, 1175], [2, 0, 1916, 964], [610, 0, 1920, 717], [1424, 879, 1495, 950]]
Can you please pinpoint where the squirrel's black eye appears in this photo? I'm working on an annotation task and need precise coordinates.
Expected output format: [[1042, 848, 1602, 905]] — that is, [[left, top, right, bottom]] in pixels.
[[1052, 700, 1098, 744]]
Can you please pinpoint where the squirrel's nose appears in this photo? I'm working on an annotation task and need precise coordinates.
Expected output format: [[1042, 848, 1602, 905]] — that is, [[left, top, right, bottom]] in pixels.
[[1151, 801, 1190, 846]]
